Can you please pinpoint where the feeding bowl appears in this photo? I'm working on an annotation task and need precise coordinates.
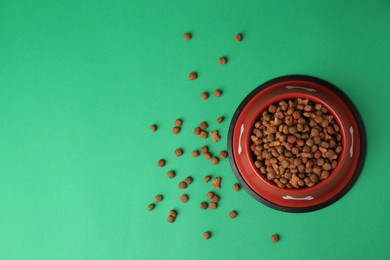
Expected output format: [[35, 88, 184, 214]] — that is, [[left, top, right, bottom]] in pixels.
[[228, 75, 366, 212]]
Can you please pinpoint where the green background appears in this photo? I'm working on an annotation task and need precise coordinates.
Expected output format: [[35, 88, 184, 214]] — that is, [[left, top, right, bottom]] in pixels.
[[1, 0, 389, 259]]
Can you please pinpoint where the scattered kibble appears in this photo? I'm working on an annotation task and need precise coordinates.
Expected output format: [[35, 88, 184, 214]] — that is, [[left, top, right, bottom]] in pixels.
[[212, 177, 221, 189], [229, 210, 238, 218], [178, 181, 188, 189], [185, 176, 193, 185], [204, 152, 212, 160], [206, 192, 215, 200], [210, 131, 220, 142], [217, 117, 224, 124], [271, 234, 279, 243], [174, 119, 182, 127], [203, 231, 211, 240], [200, 202, 208, 209], [209, 202, 217, 210], [204, 176, 211, 183], [155, 195, 163, 202], [167, 170, 176, 179], [210, 157, 219, 165], [236, 33, 243, 42], [200, 130, 208, 139], [170, 209, 177, 218], [180, 194, 189, 203], [174, 148, 183, 157], [158, 159, 166, 167], [199, 121, 208, 130], [232, 183, 241, 192], [200, 146, 209, 154], [201, 92, 209, 100], [192, 150, 200, 157], [183, 32, 191, 40], [189, 72, 197, 80], [167, 215, 175, 223], [214, 89, 222, 97], [211, 195, 220, 203], [194, 127, 201, 135], [150, 124, 157, 132], [219, 57, 227, 64], [219, 151, 228, 159], [172, 126, 180, 134], [147, 203, 155, 211]]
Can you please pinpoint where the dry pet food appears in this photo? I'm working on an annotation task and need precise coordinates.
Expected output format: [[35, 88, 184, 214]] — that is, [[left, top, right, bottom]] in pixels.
[[194, 127, 201, 135], [211, 195, 220, 203], [170, 209, 177, 218], [206, 192, 215, 200], [172, 126, 180, 134], [158, 159, 166, 167], [212, 177, 221, 189], [174, 148, 183, 157], [210, 131, 220, 142], [178, 181, 188, 189], [271, 234, 279, 243], [214, 89, 222, 97], [210, 157, 219, 165], [219, 151, 228, 159], [204, 176, 211, 183], [229, 210, 238, 218], [204, 152, 212, 160], [192, 150, 200, 157], [150, 124, 157, 132], [189, 72, 197, 80], [209, 202, 217, 210], [200, 202, 208, 209], [174, 119, 182, 127], [217, 117, 224, 124], [203, 231, 211, 240], [199, 121, 208, 130], [232, 183, 240, 192], [250, 98, 343, 189], [185, 176, 193, 185], [155, 195, 163, 202], [180, 194, 189, 203], [219, 57, 227, 64], [200, 130, 208, 139], [200, 146, 209, 154], [167, 170, 176, 179], [147, 203, 155, 211], [183, 32, 191, 40], [236, 33, 243, 42], [167, 215, 175, 223], [201, 92, 209, 100]]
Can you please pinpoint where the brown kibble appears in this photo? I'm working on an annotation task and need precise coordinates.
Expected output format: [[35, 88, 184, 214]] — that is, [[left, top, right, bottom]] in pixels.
[[185, 176, 193, 185], [192, 150, 200, 157], [147, 203, 155, 211], [201, 92, 209, 100], [200, 146, 209, 154], [155, 195, 163, 202], [204, 152, 212, 160], [232, 183, 241, 192], [212, 177, 222, 189], [214, 89, 222, 97], [211, 195, 220, 203], [189, 72, 197, 80], [206, 192, 215, 200], [174, 148, 183, 157], [200, 130, 208, 139], [167, 215, 175, 223], [217, 116, 224, 124], [178, 181, 188, 189], [180, 194, 189, 203], [158, 159, 166, 167], [204, 176, 211, 182], [200, 202, 208, 209], [174, 119, 182, 127], [271, 234, 279, 243], [236, 33, 243, 42], [229, 210, 238, 218], [210, 130, 221, 142], [172, 126, 180, 134], [210, 156, 219, 165], [203, 231, 211, 240], [209, 202, 218, 210], [193, 127, 201, 135], [167, 170, 176, 179], [169, 210, 177, 218], [150, 124, 157, 132], [219, 56, 227, 64], [219, 151, 228, 159], [199, 121, 208, 129], [183, 32, 191, 40]]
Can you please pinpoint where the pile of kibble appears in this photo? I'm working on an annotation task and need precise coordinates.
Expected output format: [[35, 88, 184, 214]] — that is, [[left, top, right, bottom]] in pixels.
[[147, 32, 280, 243], [250, 98, 343, 189]]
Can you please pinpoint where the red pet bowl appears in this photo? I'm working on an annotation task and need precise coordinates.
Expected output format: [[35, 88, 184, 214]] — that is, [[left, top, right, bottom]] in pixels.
[[228, 75, 366, 212]]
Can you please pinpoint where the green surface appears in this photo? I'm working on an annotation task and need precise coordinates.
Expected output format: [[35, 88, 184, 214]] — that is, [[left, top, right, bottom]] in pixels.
[[1, 0, 390, 259]]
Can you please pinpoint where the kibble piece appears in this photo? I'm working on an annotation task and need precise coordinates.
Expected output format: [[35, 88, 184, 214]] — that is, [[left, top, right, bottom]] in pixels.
[[178, 182, 188, 189], [203, 231, 212, 240], [185, 176, 193, 185], [147, 203, 155, 211], [189, 72, 197, 80], [219, 56, 227, 64], [183, 32, 191, 40], [217, 116, 224, 124], [204, 176, 211, 183], [210, 157, 219, 165], [212, 177, 222, 189], [200, 202, 208, 209], [199, 121, 208, 130], [200, 146, 209, 154], [150, 124, 157, 132], [236, 33, 243, 42], [194, 127, 201, 135], [219, 151, 228, 159], [167, 170, 176, 179], [204, 152, 212, 160], [211, 195, 220, 203], [172, 126, 180, 134], [214, 89, 222, 97], [174, 148, 183, 157], [210, 130, 221, 142], [271, 234, 279, 243], [209, 202, 217, 210], [180, 194, 189, 203], [155, 195, 163, 202], [158, 159, 166, 167], [170, 210, 177, 217], [206, 192, 215, 200], [232, 183, 240, 192], [174, 119, 182, 127], [192, 150, 200, 157], [167, 215, 175, 223], [200, 130, 208, 139], [229, 210, 238, 218], [201, 92, 209, 100]]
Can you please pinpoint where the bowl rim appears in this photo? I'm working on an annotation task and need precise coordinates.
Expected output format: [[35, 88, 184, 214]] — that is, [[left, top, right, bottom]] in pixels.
[[228, 75, 367, 213]]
